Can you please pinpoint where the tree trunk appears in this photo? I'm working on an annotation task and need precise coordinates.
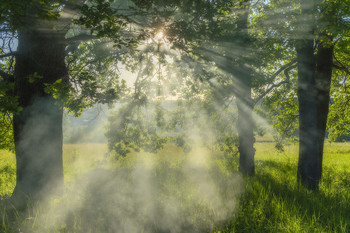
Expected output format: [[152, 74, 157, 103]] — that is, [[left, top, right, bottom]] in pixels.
[[315, 41, 334, 182], [237, 85, 255, 176], [236, 0, 255, 176], [296, 28, 333, 190], [12, 29, 68, 203], [296, 38, 320, 190]]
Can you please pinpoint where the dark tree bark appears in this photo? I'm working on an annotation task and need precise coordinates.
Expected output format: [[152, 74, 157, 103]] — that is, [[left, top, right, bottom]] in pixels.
[[236, 0, 255, 176], [296, 20, 333, 191], [296, 38, 320, 190], [296, 0, 334, 190], [315, 41, 334, 180], [12, 28, 68, 203], [297, 40, 334, 190], [237, 81, 255, 176]]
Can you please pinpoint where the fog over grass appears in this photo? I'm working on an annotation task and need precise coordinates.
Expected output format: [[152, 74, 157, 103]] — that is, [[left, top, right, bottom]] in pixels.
[[16, 144, 241, 233], [54, 97, 243, 232]]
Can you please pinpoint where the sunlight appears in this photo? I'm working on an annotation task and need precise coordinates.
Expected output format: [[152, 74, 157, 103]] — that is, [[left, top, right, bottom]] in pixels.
[[155, 31, 164, 41]]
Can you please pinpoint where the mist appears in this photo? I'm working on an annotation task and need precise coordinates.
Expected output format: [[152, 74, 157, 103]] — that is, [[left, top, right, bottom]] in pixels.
[[30, 146, 242, 233], [3, 22, 278, 232], [20, 108, 244, 232], [12, 65, 246, 232]]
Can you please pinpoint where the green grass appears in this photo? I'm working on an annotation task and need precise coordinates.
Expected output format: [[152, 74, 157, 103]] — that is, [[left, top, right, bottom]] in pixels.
[[214, 142, 350, 233], [1, 142, 350, 232], [0, 150, 16, 198]]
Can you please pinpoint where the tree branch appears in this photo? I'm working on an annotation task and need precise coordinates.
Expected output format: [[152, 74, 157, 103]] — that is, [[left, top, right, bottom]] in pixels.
[[333, 63, 350, 76], [253, 60, 297, 105], [284, 64, 296, 80], [65, 34, 97, 44], [267, 59, 297, 82]]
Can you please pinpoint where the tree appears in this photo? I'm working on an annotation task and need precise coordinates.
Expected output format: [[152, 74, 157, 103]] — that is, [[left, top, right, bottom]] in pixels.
[[232, 0, 255, 175], [254, 0, 350, 189], [328, 29, 350, 142], [0, 0, 142, 204], [105, 39, 241, 160], [1, 1, 69, 202], [172, 0, 295, 176], [295, 0, 350, 189], [151, 0, 258, 175], [105, 54, 169, 157]]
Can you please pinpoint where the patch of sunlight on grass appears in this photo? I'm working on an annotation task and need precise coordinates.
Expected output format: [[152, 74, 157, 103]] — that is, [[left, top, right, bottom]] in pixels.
[[324, 142, 350, 171], [0, 150, 16, 198], [255, 141, 299, 162]]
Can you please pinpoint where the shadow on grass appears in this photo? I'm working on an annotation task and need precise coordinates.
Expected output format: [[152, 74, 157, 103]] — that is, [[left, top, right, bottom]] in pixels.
[[216, 160, 350, 233]]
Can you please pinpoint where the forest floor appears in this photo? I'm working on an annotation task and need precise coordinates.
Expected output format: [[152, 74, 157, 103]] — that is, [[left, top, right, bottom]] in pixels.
[[1, 141, 350, 232]]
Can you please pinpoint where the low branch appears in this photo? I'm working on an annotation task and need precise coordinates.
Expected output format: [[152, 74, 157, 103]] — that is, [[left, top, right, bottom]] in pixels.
[[267, 59, 297, 82], [284, 64, 296, 81], [253, 61, 297, 105], [65, 34, 97, 44]]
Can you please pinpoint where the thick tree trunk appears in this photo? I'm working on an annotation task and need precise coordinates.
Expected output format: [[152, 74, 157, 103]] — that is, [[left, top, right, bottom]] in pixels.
[[12, 29, 68, 203], [236, 0, 255, 176], [296, 38, 320, 190], [315, 41, 333, 180], [296, 28, 333, 190], [295, 0, 334, 190], [237, 86, 255, 176]]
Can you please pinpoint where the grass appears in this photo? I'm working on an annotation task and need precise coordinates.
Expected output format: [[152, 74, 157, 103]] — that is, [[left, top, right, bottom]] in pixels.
[[0, 150, 16, 198], [1, 142, 350, 232], [63, 143, 108, 183], [214, 142, 350, 233]]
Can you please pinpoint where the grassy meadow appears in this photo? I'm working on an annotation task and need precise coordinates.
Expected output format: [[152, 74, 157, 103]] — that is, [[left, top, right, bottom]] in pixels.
[[0, 141, 350, 232]]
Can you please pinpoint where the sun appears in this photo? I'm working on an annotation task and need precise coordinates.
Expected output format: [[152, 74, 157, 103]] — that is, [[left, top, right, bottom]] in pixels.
[[155, 31, 164, 41]]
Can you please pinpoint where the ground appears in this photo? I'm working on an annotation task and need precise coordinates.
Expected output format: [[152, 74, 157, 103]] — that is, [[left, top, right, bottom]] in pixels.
[[1, 141, 350, 232]]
